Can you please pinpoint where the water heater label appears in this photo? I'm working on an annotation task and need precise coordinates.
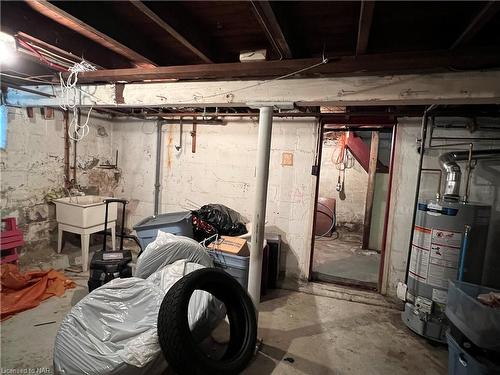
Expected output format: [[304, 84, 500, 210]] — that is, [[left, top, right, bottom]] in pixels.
[[409, 226, 432, 281], [431, 229, 462, 249], [426, 229, 462, 289], [409, 226, 462, 287]]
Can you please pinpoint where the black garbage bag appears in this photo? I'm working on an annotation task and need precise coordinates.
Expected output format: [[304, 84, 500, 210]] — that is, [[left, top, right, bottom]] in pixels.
[[192, 204, 248, 237], [191, 215, 218, 242]]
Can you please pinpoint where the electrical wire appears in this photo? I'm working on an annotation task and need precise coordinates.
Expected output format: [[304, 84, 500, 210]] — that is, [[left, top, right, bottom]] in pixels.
[[333, 133, 354, 170], [59, 60, 97, 141], [192, 57, 329, 102], [17, 39, 67, 72]]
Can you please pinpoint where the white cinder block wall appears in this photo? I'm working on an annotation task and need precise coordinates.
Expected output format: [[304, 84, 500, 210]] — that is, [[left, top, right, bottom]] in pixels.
[[4, 110, 498, 295], [114, 117, 318, 279], [1, 107, 118, 246]]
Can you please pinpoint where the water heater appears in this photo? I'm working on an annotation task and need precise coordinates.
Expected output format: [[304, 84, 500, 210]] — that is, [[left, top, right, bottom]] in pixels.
[[402, 198, 491, 342]]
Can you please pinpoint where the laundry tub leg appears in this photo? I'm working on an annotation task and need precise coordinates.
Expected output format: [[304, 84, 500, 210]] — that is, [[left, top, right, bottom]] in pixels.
[[81, 234, 90, 272], [111, 223, 116, 251], [57, 228, 64, 254]]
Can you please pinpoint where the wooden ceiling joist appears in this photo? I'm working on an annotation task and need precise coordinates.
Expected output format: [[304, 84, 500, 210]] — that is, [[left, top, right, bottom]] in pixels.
[[67, 48, 500, 83], [26, 0, 157, 68], [251, 1, 292, 59], [129, 1, 213, 64], [356, 1, 375, 55], [451, 1, 500, 50]]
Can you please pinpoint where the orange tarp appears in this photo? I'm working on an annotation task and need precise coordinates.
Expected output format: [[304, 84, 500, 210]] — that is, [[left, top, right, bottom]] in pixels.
[[1, 264, 75, 320]]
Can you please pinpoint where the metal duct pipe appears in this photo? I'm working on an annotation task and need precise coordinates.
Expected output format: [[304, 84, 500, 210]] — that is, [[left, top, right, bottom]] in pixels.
[[440, 148, 500, 200]]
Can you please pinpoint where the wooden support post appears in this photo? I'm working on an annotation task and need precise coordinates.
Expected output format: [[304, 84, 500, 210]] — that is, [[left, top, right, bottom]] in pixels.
[[362, 131, 379, 249]]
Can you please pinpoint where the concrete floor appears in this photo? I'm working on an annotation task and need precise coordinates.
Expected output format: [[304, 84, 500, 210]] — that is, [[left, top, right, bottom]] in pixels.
[[2, 238, 446, 374], [1, 279, 447, 374], [312, 228, 380, 284]]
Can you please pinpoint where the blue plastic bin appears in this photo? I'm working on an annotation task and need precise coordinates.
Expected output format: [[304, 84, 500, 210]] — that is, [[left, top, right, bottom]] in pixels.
[[446, 281, 500, 352], [133, 212, 193, 250], [447, 333, 500, 375], [207, 249, 250, 289]]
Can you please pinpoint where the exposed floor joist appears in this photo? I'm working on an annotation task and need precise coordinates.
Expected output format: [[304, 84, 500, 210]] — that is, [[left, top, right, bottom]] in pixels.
[[356, 1, 375, 55], [450, 1, 500, 50], [62, 48, 500, 83], [26, 0, 156, 68], [251, 1, 292, 59], [129, 1, 213, 64]]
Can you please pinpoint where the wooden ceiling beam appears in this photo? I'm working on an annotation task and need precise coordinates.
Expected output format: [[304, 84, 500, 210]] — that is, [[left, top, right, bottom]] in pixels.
[[251, 1, 292, 59], [129, 1, 213, 64], [66, 48, 500, 83], [356, 1, 375, 55], [26, 0, 157, 68], [451, 1, 500, 50]]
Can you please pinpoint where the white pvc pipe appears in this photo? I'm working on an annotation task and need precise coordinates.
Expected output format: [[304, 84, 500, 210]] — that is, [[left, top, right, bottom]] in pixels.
[[248, 106, 273, 310]]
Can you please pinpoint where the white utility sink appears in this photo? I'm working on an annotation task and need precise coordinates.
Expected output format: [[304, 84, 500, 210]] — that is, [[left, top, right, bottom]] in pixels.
[[54, 195, 117, 271]]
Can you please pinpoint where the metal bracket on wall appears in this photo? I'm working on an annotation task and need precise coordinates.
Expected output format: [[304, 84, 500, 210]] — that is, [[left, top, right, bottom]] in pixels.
[[175, 117, 183, 151], [191, 123, 197, 153]]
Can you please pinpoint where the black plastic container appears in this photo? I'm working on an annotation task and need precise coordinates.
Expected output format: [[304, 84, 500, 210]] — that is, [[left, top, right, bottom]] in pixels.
[[88, 250, 133, 292], [88, 199, 133, 292]]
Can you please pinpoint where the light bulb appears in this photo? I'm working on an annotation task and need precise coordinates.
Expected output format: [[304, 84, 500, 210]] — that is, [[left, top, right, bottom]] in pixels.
[[0, 32, 17, 66]]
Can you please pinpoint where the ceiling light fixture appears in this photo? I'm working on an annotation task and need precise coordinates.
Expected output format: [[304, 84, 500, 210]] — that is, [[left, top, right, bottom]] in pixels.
[[0, 32, 17, 66]]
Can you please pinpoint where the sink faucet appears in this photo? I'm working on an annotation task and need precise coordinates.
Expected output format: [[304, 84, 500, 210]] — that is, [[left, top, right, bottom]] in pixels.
[[64, 181, 85, 202]]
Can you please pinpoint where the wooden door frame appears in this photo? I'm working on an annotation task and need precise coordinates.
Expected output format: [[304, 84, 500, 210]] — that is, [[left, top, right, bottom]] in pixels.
[[307, 123, 397, 293]]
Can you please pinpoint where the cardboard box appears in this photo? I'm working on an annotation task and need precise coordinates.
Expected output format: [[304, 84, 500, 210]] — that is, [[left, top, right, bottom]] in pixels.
[[208, 236, 249, 256]]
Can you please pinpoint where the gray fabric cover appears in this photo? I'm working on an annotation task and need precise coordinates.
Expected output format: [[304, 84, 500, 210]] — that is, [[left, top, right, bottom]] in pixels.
[[134, 231, 213, 279]]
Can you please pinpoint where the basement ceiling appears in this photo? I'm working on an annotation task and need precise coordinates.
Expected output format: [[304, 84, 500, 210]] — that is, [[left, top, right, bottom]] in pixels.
[[1, 1, 500, 79]]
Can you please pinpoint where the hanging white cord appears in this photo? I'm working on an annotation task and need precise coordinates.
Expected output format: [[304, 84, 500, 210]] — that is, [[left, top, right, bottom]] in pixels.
[[59, 60, 97, 141]]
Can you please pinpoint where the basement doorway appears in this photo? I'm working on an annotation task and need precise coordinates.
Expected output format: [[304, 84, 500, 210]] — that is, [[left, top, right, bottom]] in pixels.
[[310, 125, 395, 290]]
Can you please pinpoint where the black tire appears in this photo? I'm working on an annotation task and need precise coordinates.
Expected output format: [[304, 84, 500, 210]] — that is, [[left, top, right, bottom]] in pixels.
[[157, 268, 257, 375]]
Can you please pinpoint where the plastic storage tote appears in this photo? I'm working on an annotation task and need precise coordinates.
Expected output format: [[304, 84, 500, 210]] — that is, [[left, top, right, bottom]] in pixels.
[[133, 212, 193, 250], [207, 249, 250, 288], [446, 332, 500, 375], [446, 280, 500, 352]]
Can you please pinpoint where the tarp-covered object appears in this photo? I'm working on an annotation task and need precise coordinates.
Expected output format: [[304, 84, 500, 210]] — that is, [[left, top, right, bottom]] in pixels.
[[54, 260, 225, 375], [1, 264, 75, 320], [134, 231, 213, 279]]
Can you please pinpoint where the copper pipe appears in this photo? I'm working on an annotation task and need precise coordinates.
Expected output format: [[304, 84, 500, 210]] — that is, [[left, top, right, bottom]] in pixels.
[[63, 111, 70, 188]]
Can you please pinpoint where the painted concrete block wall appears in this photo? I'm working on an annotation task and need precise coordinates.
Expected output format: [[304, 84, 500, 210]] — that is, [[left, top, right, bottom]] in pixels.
[[319, 139, 368, 227], [1, 107, 117, 247], [383, 118, 500, 296], [113, 117, 318, 279], [111, 119, 157, 228], [160, 118, 319, 279]]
